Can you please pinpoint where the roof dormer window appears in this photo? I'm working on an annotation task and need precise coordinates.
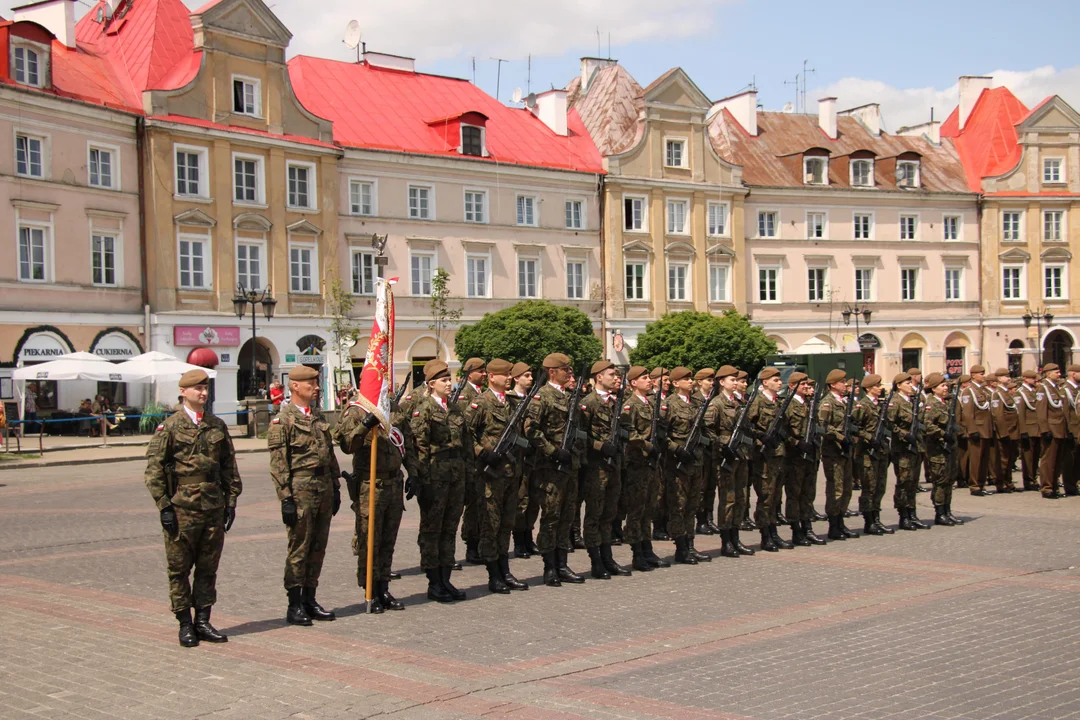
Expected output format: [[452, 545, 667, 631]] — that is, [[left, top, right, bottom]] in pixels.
[[461, 125, 484, 157], [897, 160, 920, 189], [804, 156, 828, 185], [12, 41, 47, 88], [231, 76, 262, 117], [851, 158, 874, 187]]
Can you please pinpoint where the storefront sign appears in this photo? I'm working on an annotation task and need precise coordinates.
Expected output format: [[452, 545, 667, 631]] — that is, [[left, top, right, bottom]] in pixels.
[[19, 333, 69, 362], [91, 331, 140, 360], [174, 326, 242, 347], [945, 357, 965, 377], [285, 354, 297, 363]]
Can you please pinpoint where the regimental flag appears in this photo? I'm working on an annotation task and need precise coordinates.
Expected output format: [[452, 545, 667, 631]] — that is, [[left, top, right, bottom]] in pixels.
[[357, 277, 397, 432]]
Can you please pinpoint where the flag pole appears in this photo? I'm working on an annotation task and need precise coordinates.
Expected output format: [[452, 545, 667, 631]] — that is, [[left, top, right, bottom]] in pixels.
[[365, 429, 378, 614]]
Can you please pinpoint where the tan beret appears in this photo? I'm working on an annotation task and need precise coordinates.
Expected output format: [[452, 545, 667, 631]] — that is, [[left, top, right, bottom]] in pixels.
[[694, 368, 715, 381], [969, 364, 986, 374], [179, 368, 209, 388], [649, 366, 668, 379], [288, 365, 320, 382], [626, 365, 647, 383], [788, 371, 808, 384], [737, 370, 748, 380], [511, 362, 531, 378], [487, 358, 513, 375], [715, 365, 738, 379], [1022, 370, 1038, 379], [591, 360, 615, 376], [825, 369, 847, 385], [543, 353, 572, 369], [1044, 363, 1060, 373], [907, 367, 923, 376], [1068, 364, 1080, 373], [994, 367, 1009, 377], [670, 366, 692, 382], [759, 367, 780, 380], [925, 372, 945, 389], [893, 372, 912, 385], [959, 374, 971, 383], [460, 358, 485, 374], [861, 373, 881, 389], [424, 360, 450, 382]]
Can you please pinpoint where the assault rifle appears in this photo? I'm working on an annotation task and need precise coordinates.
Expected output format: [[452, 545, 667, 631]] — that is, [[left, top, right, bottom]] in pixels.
[[720, 382, 759, 471], [842, 379, 859, 460], [649, 381, 665, 468], [802, 380, 827, 461], [910, 386, 926, 446], [393, 376, 410, 404], [555, 364, 589, 473], [675, 381, 720, 471], [762, 379, 804, 450], [606, 367, 630, 466], [870, 387, 896, 458], [944, 382, 961, 447], [481, 371, 547, 477]]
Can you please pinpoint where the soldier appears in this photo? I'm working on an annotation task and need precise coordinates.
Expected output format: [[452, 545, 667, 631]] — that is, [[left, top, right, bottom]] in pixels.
[[335, 386, 416, 613], [1061, 364, 1080, 496], [735, 369, 761, 530], [704, 365, 756, 557], [954, 374, 972, 489], [747, 367, 791, 551], [693, 368, 719, 536], [459, 358, 487, 565], [923, 372, 963, 526], [526, 353, 586, 586], [145, 369, 240, 647], [961, 365, 994, 496], [803, 379, 829, 525], [990, 368, 1020, 493], [853, 374, 893, 536], [649, 366, 671, 542], [621, 365, 670, 570], [887, 372, 928, 530], [1037, 363, 1068, 499], [663, 367, 710, 564], [1017, 370, 1041, 491], [819, 370, 858, 540], [510, 362, 541, 558], [268, 366, 341, 626], [781, 372, 823, 546], [908, 367, 930, 495]]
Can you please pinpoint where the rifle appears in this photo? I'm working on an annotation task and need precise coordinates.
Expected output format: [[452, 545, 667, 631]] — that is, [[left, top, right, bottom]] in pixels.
[[720, 382, 760, 472], [482, 371, 547, 477], [870, 387, 896, 458], [606, 367, 630, 466], [841, 379, 859, 460], [393, 376, 410, 404], [802, 381, 827, 461], [763, 379, 804, 450], [448, 380, 465, 408], [555, 364, 589, 473], [649, 381, 665, 468], [910, 386, 926, 446], [945, 382, 961, 447], [675, 381, 720, 471]]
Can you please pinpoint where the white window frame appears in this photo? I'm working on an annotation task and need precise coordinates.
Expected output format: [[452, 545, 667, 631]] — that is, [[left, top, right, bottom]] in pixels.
[[757, 263, 781, 303], [286, 160, 317, 210], [17, 221, 51, 283], [408, 184, 435, 221], [231, 74, 262, 117], [90, 230, 121, 288], [351, 249, 377, 296], [807, 265, 827, 302], [664, 137, 688, 168], [942, 215, 962, 242], [174, 144, 209, 199], [899, 214, 919, 241], [1043, 156, 1065, 184], [757, 210, 779, 239], [854, 266, 874, 302], [410, 250, 435, 296], [465, 251, 491, 299], [708, 261, 731, 303], [288, 241, 318, 295], [566, 257, 587, 300], [463, 188, 488, 224], [11, 40, 46, 88], [853, 212, 874, 241], [1043, 263, 1068, 300], [625, 260, 648, 301], [804, 156, 828, 185], [177, 230, 211, 290], [1001, 263, 1026, 302], [707, 201, 730, 237], [87, 142, 120, 190], [565, 198, 585, 230], [667, 260, 690, 302], [235, 237, 266, 291], [516, 195, 538, 227], [517, 254, 541, 299], [349, 177, 377, 216], [1043, 209, 1065, 242], [1002, 210, 1024, 243], [897, 160, 920, 188], [944, 266, 963, 302], [851, 158, 874, 187], [806, 211, 827, 240], [14, 130, 46, 179], [232, 152, 265, 206], [900, 266, 919, 301], [623, 194, 648, 232], [460, 124, 487, 157], [666, 198, 689, 235]]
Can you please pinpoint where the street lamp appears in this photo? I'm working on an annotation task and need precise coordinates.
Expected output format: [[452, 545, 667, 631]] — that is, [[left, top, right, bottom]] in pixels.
[[1022, 307, 1054, 370], [233, 283, 277, 396], [841, 302, 872, 352]]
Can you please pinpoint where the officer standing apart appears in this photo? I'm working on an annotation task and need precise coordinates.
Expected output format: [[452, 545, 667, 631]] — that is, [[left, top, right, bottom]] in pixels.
[[1037, 363, 1067, 499], [268, 366, 340, 625], [924, 372, 963, 526], [747, 367, 790, 551], [145, 369, 241, 647]]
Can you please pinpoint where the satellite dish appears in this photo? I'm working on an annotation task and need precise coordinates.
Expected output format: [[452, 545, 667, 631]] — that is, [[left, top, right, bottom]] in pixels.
[[512, 88, 523, 104], [104, 3, 113, 19], [96, 6, 104, 22], [343, 20, 362, 49], [525, 92, 537, 108], [782, 102, 794, 114]]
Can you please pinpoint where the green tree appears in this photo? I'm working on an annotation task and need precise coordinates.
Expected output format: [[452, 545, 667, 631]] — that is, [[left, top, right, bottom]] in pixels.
[[325, 277, 362, 397], [454, 300, 603, 372], [429, 267, 462, 359], [629, 310, 776, 377]]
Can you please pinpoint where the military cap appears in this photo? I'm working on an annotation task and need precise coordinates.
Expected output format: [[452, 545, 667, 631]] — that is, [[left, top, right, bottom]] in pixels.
[[715, 364, 738, 379], [424, 360, 450, 381], [511, 362, 531, 379], [893, 372, 912, 385], [825, 369, 847, 385], [925, 372, 946, 389], [737, 370, 749, 380], [861, 373, 882, 389], [807, 378, 817, 386], [1068, 364, 1080, 373], [626, 365, 647, 382], [591, 360, 615, 376], [462, 357, 486, 374], [543, 352, 572, 369], [694, 368, 715, 381], [670, 366, 692, 382], [969, 364, 986, 374], [907, 367, 923, 376], [486, 358, 513, 375], [1044, 362, 1061, 373], [179, 368, 209, 388], [959, 374, 971, 383], [994, 367, 1010, 377], [649, 366, 669, 379], [1022, 370, 1038, 379], [788, 371, 808, 384], [288, 365, 319, 382], [759, 367, 780, 380]]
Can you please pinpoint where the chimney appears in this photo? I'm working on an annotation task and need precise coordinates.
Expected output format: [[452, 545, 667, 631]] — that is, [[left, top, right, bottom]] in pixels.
[[896, 120, 941, 145], [840, 103, 880, 136], [13, 0, 76, 49], [533, 89, 568, 136], [709, 89, 758, 136], [818, 97, 837, 139], [958, 76, 992, 131], [580, 56, 617, 93], [362, 51, 415, 73]]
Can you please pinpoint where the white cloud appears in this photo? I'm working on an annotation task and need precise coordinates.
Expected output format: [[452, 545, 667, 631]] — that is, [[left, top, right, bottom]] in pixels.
[[809, 65, 1080, 132]]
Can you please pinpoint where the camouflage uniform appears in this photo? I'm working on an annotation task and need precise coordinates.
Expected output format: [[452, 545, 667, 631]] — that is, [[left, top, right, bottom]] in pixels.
[[704, 391, 749, 529], [664, 393, 702, 539], [818, 391, 852, 517], [887, 393, 920, 511], [783, 394, 816, 522], [747, 390, 784, 527], [579, 389, 622, 548], [526, 382, 581, 553], [465, 390, 521, 562], [853, 394, 888, 514], [510, 391, 541, 536], [458, 383, 483, 547], [145, 409, 241, 613], [268, 403, 340, 590], [621, 393, 658, 544], [694, 389, 717, 528], [410, 394, 469, 569], [923, 393, 952, 508]]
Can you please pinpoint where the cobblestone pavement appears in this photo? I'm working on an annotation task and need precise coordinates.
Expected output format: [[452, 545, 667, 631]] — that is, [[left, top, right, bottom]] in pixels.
[[1, 454, 1078, 719]]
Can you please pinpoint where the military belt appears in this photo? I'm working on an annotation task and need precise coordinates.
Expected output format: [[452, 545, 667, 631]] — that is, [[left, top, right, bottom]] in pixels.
[[176, 474, 208, 486], [292, 465, 329, 480], [432, 448, 461, 459]]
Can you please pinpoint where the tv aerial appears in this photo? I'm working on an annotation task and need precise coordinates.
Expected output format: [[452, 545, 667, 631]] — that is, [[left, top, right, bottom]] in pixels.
[[343, 20, 362, 62]]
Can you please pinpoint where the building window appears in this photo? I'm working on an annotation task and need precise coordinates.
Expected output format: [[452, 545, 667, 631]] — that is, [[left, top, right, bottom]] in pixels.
[[89, 147, 115, 189], [233, 155, 263, 204], [855, 268, 873, 301], [901, 267, 918, 301], [667, 199, 688, 234], [289, 244, 315, 293], [707, 203, 728, 236], [709, 263, 729, 303], [516, 196, 537, 226], [1044, 264, 1066, 300], [854, 213, 872, 240], [461, 125, 483, 156], [178, 235, 209, 289], [350, 180, 374, 216], [943, 215, 960, 241], [91, 234, 117, 286], [232, 77, 261, 116], [464, 190, 487, 223], [758, 211, 777, 238], [807, 212, 825, 239], [466, 254, 489, 298], [518, 257, 539, 298], [901, 348, 921, 372], [808, 267, 826, 302], [758, 266, 779, 303], [624, 196, 646, 231], [1003, 211, 1022, 242], [176, 147, 206, 197], [625, 262, 646, 300], [410, 252, 433, 295], [408, 185, 433, 220], [287, 163, 315, 209], [351, 251, 375, 295], [664, 139, 686, 167], [18, 225, 47, 282], [1044, 210, 1064, 241], [851, 159, 873, 187], [667, 262, 688, 301], [236, 242, 263, 290], [566, 260, 585, 299], [945, 267, 962, 301], [565, 199, 584, 229], [1002, 265, 1024, 300], [804, 156, 827, 185], [15, 134, 43, 178], [1044, 157, 1064, 184], [900, 215, 917, 241], [897, 160, 919, 188], [13, 45, 40, 87]]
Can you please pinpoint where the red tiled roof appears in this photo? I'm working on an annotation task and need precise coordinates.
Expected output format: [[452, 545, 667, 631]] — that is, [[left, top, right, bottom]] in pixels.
[[940, 86, 1030, 192], [150, 113, 338, 149], [287, 56, 603, 174], [567, 64, 644, 156]]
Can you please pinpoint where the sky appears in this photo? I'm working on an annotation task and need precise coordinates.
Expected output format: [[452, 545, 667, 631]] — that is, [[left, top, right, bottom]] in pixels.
[[10, 0, 1080, 129]]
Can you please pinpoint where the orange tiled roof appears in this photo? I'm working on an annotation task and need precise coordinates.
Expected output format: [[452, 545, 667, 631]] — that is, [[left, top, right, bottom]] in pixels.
[[940, 86, 1030, 192]]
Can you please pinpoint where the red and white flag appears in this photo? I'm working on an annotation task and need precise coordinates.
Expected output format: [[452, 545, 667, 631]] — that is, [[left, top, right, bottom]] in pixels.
[[357, 277, 396, 432]]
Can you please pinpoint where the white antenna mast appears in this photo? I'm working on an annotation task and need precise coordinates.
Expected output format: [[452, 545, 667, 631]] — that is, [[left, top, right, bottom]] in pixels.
[[343, 20, 362, 63]]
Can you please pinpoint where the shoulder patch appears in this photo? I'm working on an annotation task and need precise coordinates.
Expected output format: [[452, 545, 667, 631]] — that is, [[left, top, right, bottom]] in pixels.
[[413, 411, 421, 417], [1037, 392, 1045, 401], [992, 400, 1000, 408], [888, 402, 895, 408], [470, 403, 479, 409], [155, 423, 164, 431], [624, 405, 631, 412], [960, 396, 970, 404], [271, 417, 281, 424], [822, 402, 831, 408], [661, 406, 668, 412], [581, 404, 588, 411]]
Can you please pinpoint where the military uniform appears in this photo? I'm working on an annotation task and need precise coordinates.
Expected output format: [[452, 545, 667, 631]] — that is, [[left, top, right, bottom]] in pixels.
[[1037, 368, 1068, 497], [747, 368, 788, 550], [457, 357, 486, 563], [1061, 373, 1080, 496], [621, 368, 668, 570], [961, 370, 994, 492], [509, 363, 541, 558], [703, 365, 755, 556], [782, 377, 816, 543], [990, 373, 1020, 493], [923, 374, 960, 525], [819, 374, 857, 539], [649, 367, 670, 540], [851, 376, 890, 535], [887, 380, 928, 530], [692, 369, 718, 535]]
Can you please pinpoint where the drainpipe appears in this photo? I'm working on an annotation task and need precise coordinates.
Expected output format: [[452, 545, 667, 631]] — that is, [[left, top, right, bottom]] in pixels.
[[597, 173, 607, 350], [136, 115, 150, 348], [975, 194, 985, 370]]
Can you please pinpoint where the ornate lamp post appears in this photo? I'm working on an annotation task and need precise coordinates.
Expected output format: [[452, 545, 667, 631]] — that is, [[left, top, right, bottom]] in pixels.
[[841, 302, 873, 351], [1022, 307, 1054, 371], [232, 283, 277, 397]]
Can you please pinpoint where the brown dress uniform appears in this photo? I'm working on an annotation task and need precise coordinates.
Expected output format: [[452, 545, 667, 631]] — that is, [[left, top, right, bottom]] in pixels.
[[961, 380, 993, 491], [1017, 380, 1041, 490], [1037, 377, 1068, 496], [1061, 378, 1080, 495], [990, 385, 1020, 492]]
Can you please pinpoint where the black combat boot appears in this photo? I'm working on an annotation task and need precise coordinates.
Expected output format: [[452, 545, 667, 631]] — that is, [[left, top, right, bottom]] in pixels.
[[466, 539, 483, 565], [946, 503, 965, 525], [500, 555, 529, 590], [839, 516, 860, 539], [688, 536, 712, 562], [707, 511, 721, 534], [873, 511, 895, 534], [769, 524, 794, 549], [611, 518, 624, 546], [440, 566, 467, 600], [791, 520, 811, 546], [176, 609, 199, 647], [486, 561, 511, 594], [653, 519, 670, 541], [194, 607, 227, 643], [827, 515, 846, 541], [390, 571, 402, 580], [587, 546, 611, 579], [452, 561, 463, 570], [759, 527, 779, 552], [812, 508, 828, 522], [513, 530, 532, 559], [863, 512, 884, 536], [426, 569, 454, 603], [696, 513, 714, 536], [601, 544, 632, 576], [719, 528, 739, 558], [286, 587, 313, 626], [367, 591, 386, 614], [804, 520, 827, 545], [909, 508, 930, 530], [898, 508, 917, 531], [302, 587, 336, 621], [775, 511, 789, 527], [542, 551, 561, 587], [732, 528, 756, 555], [557, 548, 585, 583], [525, 530, 540, 555], [631, 543, 653, 571], [571, 525, 586, 551], [643, 539, 670, 567], [378, 581, 404, 610], [934, 506, 955, 526], [674, 536, 698, 564], [844, 507, 860, 518], [740, 517, 757, 532]]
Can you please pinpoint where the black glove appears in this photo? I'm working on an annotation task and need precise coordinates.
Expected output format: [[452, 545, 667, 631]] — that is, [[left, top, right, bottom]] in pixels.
[[553, 448, 573, 466], [362, 412, 381, 429], [674, 446, 695, 464], [970, 431, 981, 441], [600, 442, 618, 458], [479, 449, 503, 466], [1042, 431, 1054, 443], [404, 476, 416, 501], [797, 440, 812, 455], [281, 497, 298, 528], [332, 488, 341, 516], [224, 506, 236, 532], [720, 444, 737, 463], [159, 506, 178, 536], [415, 478, 432, 511]]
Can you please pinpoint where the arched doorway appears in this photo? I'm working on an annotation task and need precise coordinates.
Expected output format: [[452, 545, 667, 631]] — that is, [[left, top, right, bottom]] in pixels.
[[899, 332, 928, 372], [237, 337, 276, 400], [1044, 329, 1074, 370], [859, 333, 881, 374], [943, 331, 970, 379], [1008, 339, 1025, 377]]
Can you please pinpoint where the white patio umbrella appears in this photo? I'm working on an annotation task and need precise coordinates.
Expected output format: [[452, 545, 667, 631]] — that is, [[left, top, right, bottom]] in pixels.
[[12, 351, 112, 381], [108, 351, 218, 382]]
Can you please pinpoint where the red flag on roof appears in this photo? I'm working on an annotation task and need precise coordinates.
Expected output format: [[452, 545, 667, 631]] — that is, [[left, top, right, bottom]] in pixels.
[[357, 278, 397, 431]]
